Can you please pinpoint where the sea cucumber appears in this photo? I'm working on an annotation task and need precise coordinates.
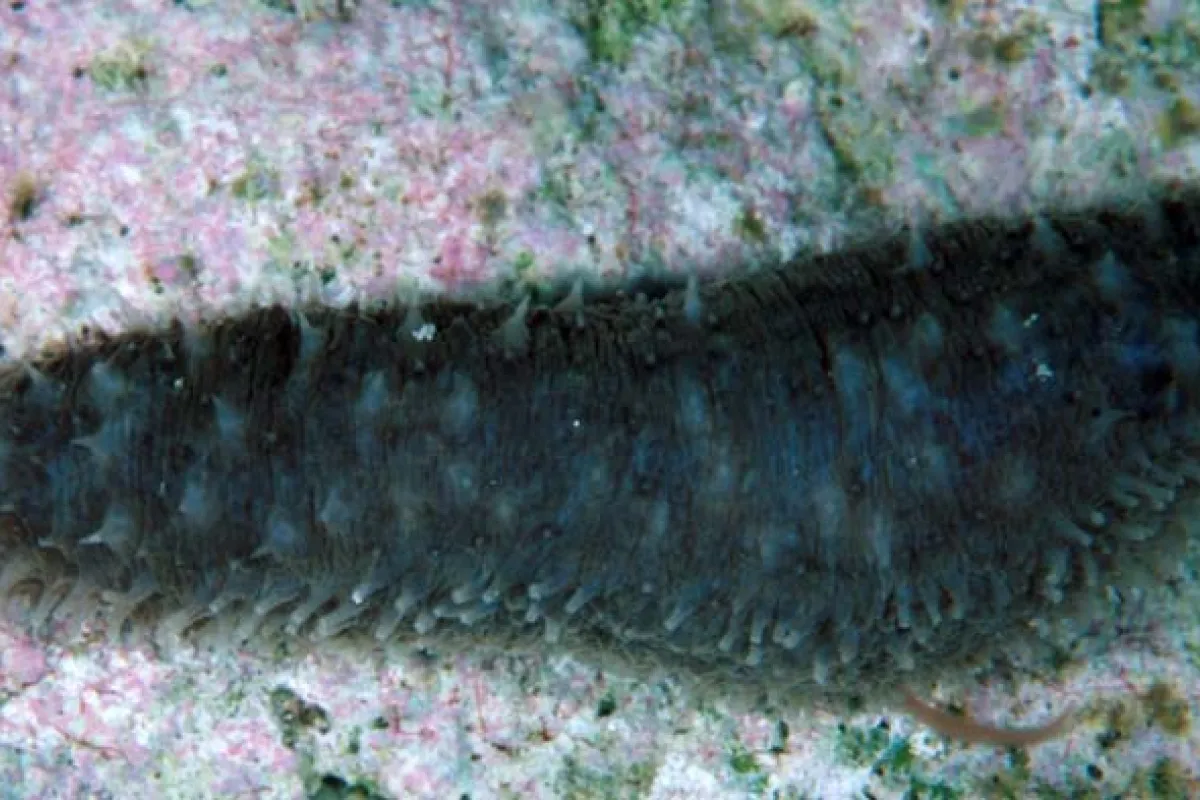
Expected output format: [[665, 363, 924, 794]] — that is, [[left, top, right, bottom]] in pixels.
[[1, 187, 1199, 696]]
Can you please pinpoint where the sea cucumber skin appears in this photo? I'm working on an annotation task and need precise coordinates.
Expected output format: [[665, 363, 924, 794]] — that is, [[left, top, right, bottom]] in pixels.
[[2, 190, 1199, 690]]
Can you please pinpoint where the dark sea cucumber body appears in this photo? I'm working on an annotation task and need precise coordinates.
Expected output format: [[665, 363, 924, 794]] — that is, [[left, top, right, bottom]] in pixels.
[[2, 190, 1200, 692]]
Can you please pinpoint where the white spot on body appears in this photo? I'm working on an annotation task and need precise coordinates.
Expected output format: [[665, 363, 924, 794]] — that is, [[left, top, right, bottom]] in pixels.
[[441, 374, 478, 436], [987, 304, 1024, 355], [88, 362, 128, 410], [908, 312, 944, 366], [812, 479, 848, 563], [683, 273, 703, 325], [178, 476, 218, 529], [860, 510, 893, 571], [1093, 251, 1129, 302]]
